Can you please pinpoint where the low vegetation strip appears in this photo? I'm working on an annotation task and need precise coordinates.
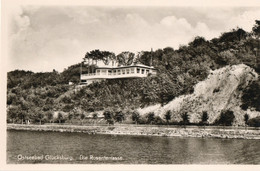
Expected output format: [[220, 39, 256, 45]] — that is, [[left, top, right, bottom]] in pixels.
[[7, 124, 260, 140]]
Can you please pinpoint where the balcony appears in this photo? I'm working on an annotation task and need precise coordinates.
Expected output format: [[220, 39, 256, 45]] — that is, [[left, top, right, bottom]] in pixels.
[[81, 72, 150, 80]]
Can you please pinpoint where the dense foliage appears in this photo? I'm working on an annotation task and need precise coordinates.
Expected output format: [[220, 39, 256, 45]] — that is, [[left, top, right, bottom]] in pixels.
[[215, 110, 235, 126], [247, 116, 260, 127], [7, 21, 260, 125]]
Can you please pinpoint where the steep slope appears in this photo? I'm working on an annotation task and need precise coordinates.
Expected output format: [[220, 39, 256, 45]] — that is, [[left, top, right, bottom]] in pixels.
[[138, 64, 259, 125]]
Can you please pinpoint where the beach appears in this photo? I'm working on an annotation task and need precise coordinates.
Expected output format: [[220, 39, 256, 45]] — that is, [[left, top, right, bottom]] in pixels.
[[7, 124, 260, 139]]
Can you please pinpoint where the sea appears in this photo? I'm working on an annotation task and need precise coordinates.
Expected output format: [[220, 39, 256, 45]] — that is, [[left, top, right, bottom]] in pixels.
[[7, 130, 260, 164]]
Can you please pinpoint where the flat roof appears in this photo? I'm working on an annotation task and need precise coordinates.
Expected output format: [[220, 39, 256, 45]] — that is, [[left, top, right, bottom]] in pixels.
[[96, 64, 157, 70]]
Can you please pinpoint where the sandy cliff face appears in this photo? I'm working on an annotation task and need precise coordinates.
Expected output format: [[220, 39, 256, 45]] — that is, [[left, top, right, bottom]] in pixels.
[[138, 64, 259, 125]]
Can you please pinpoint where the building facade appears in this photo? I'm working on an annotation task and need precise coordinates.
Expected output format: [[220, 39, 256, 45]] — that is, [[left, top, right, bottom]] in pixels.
[[80, 64, 157, 84]]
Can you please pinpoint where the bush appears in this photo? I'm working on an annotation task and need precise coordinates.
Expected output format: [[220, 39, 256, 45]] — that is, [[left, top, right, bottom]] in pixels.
[[199, 111, 209, 125], [154, 116, 165, 125], [241, 79, 260, 111], [131, 110, 140, 124], [180, 112, 190, 125], [247, 116, 260, 127], [137, 116, 147, 124], [146, 112, 155, 124], [215, 110, 235, 126], [114, 110, 125, 123], [164, 110, 172, 124], [103, 109, 114, 124]]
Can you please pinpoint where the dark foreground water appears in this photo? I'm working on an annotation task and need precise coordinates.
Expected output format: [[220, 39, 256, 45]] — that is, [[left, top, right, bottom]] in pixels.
[[7, 130, 260, 164]]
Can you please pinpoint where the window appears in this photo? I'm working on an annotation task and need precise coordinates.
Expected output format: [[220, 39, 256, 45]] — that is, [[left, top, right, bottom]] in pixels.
[[146, 70, 149, 74], [131, 68, 135, 74], [113, 70, 116, 75], [126, 69, 130, 74], [137, 68, 140, 73], [108, 70, 112, 75], [96, 70, 100, 75], [101, 69, 106, 75], [117, 70, 121, 75], [122, 69, 125, 75], [142, 69, 144, 74]]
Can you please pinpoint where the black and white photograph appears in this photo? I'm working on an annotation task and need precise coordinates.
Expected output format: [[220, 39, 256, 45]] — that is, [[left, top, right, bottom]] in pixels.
[[1, 0, 260, 170]]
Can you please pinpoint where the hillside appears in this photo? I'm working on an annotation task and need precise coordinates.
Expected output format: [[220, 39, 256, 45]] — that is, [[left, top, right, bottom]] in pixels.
[[138, 64, 260, 126], [6, 21, 260, 126]]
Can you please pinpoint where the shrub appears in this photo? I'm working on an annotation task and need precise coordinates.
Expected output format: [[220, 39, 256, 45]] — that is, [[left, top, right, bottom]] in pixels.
[[241, 79, 260, 111], [180, 112, 190, 125], [199, 111, 209, 125], [61, 96, 71, 103], [103, 109, 114, 124], [114, 110, 125, 123], [146, 112, 155, 124], [215, 110, 235, 126], [247, 116, 260, 127], [154, 116, 164, 125], [164, 110, 172, 124], [137, 116, 147, 124], [244, 114, 249, 125], [131, 110, 140, 124]]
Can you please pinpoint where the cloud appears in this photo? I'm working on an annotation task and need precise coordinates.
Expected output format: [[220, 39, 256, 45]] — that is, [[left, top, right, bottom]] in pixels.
[[160, 16, 192, 31], [66, 8, 102, 25], [157, 15, 219, 48], [8, 5, 31, 36], [194, 22, 219, 39], [227, 9, 260, 31], [8, 6, 260, 72]]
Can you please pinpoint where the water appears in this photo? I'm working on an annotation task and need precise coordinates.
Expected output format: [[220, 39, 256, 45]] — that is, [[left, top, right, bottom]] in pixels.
[[7, 130, 260, 164]]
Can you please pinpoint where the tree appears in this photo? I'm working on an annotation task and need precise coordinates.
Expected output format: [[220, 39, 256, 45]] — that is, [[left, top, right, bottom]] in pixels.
[[154, 116, 164, 125], [68, 112, 74, 124], [18, 111, 25, 124], [92, 113, 98, 125], [181, 112, 189, 128], [138, 51, 152, 66], [114, 110, 125, 123], [85, 49, 102, 73], [117, 52, 135, 66], [7, 93, 17, 105], [244, 114, 249, 130], [37, 112, 44, 125], [252, 20, 260, 38], [146, 112, 155, 124], [131, 110, 140, 124], [80, 113, 85, 125], [103, 109, 114, 125], [241, 80, 260, 111], [247, 116, 260, 127], [47, 111, 53, 123], [189, 36, 207, 47], [201, 111, 209, 128], [102, 51, 115, 65], [164, 110, 172, 125], [58, 112, 63, 124], [163, 47, 174, 54], [7, 106, 18, 123], [216, 110, 235, 127], [219, 27, 247, 42]]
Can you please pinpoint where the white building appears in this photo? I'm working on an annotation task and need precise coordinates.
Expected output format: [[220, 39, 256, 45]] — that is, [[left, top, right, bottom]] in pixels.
[[80, 64, 157, 85]]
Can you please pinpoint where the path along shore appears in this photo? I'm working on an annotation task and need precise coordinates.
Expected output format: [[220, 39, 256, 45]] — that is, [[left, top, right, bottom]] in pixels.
[[7, 124, 260, 139]]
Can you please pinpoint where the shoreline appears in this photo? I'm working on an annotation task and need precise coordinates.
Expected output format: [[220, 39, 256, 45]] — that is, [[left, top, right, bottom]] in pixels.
[[7, 124, 260, 140]]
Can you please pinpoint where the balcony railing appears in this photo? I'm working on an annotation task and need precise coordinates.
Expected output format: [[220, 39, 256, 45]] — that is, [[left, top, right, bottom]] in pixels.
[[81, 72, 151, 80]]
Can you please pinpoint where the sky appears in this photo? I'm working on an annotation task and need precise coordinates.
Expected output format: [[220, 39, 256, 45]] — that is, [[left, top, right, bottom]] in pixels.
[[7, 5, 260, 72]]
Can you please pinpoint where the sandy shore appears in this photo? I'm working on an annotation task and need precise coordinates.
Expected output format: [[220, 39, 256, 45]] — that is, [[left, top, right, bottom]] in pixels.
[[7, 124, 260, 139]]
